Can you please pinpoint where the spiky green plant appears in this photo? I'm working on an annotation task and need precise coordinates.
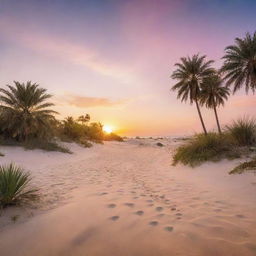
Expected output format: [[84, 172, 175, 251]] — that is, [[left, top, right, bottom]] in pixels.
[[221, 32, 256, 94], [171, 54, 215, 135], [0, 164, 38, 207], [199, 73, 230, 133], [0, 81, 58, 141], [226, 117, 256, 146]]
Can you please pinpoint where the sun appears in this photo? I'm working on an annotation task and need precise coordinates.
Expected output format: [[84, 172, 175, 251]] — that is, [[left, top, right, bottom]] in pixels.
[[103, 125, 113, 134]]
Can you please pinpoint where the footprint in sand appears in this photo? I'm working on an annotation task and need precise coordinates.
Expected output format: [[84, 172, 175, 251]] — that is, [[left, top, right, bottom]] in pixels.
[[164, 226, 174, 232], [124, 203, 135, 208], [149, 221, 158, 226], [135, 210, 144, 216], [170, 207, 176, 211], [99, 192, 108, 196], [155, 207, 164, 212], [107, 204, 116, 208], [176, 213, 182, 216], [146, 199, 153, 203], [147, 203, 154, 207], [236, 214, 246, 218], [109, 216, 119, 221]]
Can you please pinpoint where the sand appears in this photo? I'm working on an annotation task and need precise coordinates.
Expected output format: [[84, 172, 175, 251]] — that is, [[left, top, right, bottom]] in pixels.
[[0, 138, 256, 256]]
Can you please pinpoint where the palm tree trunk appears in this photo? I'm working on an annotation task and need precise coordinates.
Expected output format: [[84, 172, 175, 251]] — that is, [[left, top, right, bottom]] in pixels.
[[195, 98, 207, 135], [213, 103, 222, 134]]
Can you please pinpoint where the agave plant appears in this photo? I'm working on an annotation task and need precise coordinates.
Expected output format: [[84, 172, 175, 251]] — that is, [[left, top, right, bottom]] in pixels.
[[0, 164, 38, 207], [0, 81, 58, 141]]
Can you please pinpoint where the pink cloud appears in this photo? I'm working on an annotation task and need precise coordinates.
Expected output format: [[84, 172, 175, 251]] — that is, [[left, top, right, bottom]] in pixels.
[[0, 16, 136, 84]]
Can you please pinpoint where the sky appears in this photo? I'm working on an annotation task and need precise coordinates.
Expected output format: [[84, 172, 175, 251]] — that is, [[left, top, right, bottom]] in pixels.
[[0, 0, 255, 136]]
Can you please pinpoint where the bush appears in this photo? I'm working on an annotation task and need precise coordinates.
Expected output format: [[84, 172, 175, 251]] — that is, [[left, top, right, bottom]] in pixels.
[[156, 142, 164, 147], [0, 164, 38, 207], [104, 133, 124, 142], [226, 117, 256, 146], [172, 133, 240, 167], [58, 117, 104, 145]]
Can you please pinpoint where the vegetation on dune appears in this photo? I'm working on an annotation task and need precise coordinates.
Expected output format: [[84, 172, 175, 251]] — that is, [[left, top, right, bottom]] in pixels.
[[0, 164, 38, 207], [0, 81, 69, 153], [171, 54, 215, 135], [226, 117, 256, 146], [104, 132, 124, 142], [229, 158, 256, 174], [171, 32, 256, 169], [0, 82, 123, 153], [58, 116, 103, 146], [172, 133, 241, 167], [0, 81, 57, 142]]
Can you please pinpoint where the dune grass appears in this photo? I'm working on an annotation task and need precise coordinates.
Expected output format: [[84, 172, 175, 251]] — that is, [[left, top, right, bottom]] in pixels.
[[173, 118, 256, 167], [0, 137, 72, 154], [226, 117, 256, 146], [172, 133, 241, 167], [23, 139, 72, 153], [0, 164, 38, 207], [229, 158, 256, 174]]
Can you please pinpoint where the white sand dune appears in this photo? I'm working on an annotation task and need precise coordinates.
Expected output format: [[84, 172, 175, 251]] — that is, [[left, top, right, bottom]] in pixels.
[[0, 139, 256, 256]]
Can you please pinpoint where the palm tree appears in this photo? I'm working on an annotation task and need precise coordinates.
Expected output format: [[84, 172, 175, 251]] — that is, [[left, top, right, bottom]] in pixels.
[[221, 32, 256, 94], [171, 54, 215, 135], [0, 81, 57, 141], [199, 74, 230, 134], [77, 114, 90, 124]]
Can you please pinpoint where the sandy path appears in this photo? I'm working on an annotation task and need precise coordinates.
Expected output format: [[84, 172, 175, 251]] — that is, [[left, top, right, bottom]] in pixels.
[[0, 139, 256, 255]]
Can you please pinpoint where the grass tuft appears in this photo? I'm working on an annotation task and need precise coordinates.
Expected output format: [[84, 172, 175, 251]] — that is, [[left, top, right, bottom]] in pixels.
[[23, 139, 72, 154], [0, 164, 38, 207], [172, 133, 241, 167], [226, 117, 256, 146], [229, 158, 256, 174]]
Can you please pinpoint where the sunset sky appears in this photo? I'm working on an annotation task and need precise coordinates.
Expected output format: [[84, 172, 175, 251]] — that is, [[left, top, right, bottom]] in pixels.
[[0, 0, 255, 136]]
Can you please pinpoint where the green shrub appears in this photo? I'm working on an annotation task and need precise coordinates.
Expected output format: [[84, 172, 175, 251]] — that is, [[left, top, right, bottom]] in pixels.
[[104, 133, 124, 142], [78, 138, 93, 148], [172, 133, 240, 167], [0, 164, 38, 207], [226, 117, 256, 146], [58, 118, 104, 144], [229, 158, 256, 174], [156, 142, 164, 147]]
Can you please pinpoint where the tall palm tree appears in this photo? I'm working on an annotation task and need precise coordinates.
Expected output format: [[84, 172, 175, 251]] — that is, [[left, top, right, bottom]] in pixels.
[[199, 74, 230, 134], [77, 114, 90, 125], [171, 54, 215, 135], [221, 32, 256, 94], [0, 81, 57, 141]]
